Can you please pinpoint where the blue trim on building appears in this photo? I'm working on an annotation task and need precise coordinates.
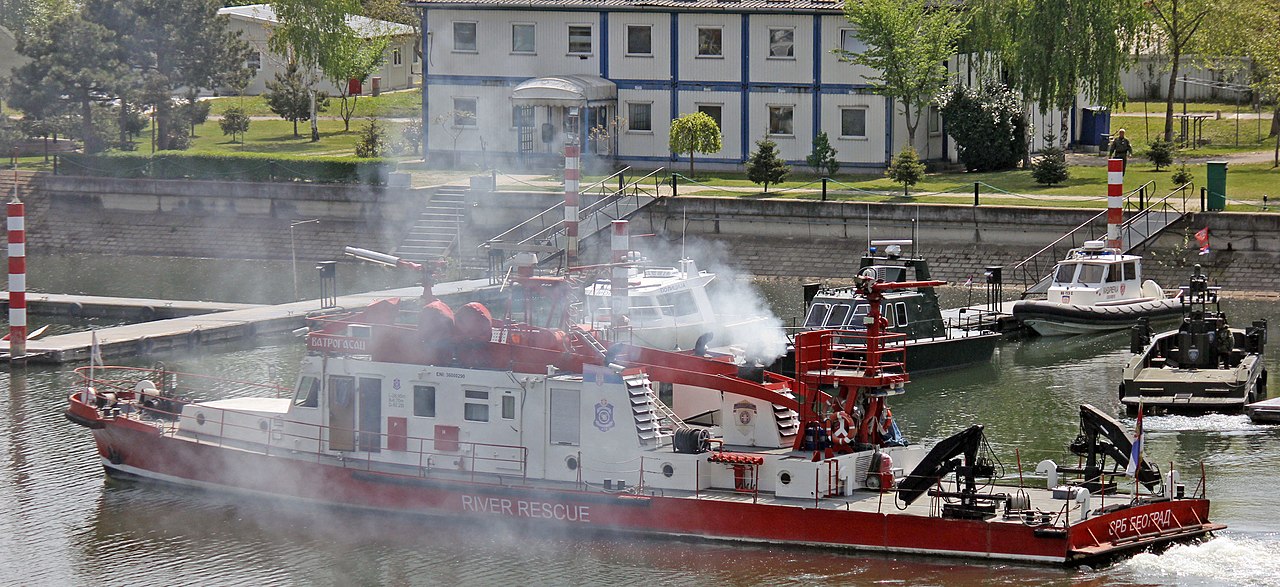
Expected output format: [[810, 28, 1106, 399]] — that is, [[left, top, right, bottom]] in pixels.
[[740, 14, 750, 161], [812, 14, 821, 139], [600, 12, 609, 79], [884, 95, 893, 162], [421, 10, 430, 150], [424, 74, 869, 94]]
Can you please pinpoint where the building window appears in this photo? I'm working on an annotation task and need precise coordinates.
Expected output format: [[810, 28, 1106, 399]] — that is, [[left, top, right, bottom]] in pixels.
[[464, 389, 489, 422], [453, 97, 477, 126], [293, 376, 320, 407], [453, 22, 478, 52], [697, 104, 722, 129], [413, 385, 436, 417], [626, 24, 652, 55], [247, 51, 261, 70], [568, 25, 592, 54], [392, 48, 402, 66], [840, 107, 867, 138], [768, 105, 794, 136], [502, 395, 516, 419], [928, 106, 941, 135], [840, 29, 867, 54], [628, 102, 652, 132], [512, 23, 535, 54], [697, 27, 722, 57], [512, 105, 534, 128], [768, 28, 794, 59]]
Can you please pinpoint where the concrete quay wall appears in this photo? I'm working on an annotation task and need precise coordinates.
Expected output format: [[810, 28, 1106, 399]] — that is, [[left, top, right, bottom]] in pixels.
[[24, 175, 423, 260]]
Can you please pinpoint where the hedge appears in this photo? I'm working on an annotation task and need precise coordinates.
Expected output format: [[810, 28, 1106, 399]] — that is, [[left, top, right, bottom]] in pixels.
[[57, 152, 394, 185]]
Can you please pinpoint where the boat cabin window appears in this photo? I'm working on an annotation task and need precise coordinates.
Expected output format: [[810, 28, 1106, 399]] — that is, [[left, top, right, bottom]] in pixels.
[[1106, 264, 1123, 282], [1077, 264, 1106, 285], [630, 296, 661, 320], [881, 303, 895, 328], [659, 290, 701, 317], [293, 376, 320, 407], [825, 304, 852, 328], [895, 302, 908, 326], [550, 388, 581, 445], [1123, 261, 1137, 281], [413, 385, 436, 417], [501, 394, 516, 420], [849, 304, 869, 328], [464, 389, 490, 422], [804, 303, 831, 328], [1054, 263, 1076, 284]]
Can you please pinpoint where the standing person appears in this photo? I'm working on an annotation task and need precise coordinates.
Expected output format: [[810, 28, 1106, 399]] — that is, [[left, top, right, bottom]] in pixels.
[[1108, 128, 1133, 171]]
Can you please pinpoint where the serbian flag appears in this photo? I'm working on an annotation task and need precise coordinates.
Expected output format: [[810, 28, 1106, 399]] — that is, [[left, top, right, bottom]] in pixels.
[[1195, 226, 1210, 255], [1125, 404, 1144, 477]]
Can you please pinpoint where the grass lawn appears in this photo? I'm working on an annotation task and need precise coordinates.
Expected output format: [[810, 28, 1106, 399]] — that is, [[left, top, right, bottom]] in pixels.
[[206, 88, 421, 120]]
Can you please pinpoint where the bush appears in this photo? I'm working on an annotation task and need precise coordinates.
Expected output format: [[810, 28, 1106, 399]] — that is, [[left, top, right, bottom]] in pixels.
[[355, 119, 386, 158], [937, 83, 1029, 172], [886, 146, 926, 196], [219, 107, 250, 143], [1030, 145, 1069, 186], [806, 131, 839, 177], [1146, 139, 1174, 171], [57, 152, 394, 185], [746, 138, 789, 192], [1171, 164, 1193, 186]]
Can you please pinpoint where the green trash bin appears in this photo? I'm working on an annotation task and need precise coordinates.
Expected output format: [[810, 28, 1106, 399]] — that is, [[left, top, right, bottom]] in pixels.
[[1206, 160, 1228, 211]]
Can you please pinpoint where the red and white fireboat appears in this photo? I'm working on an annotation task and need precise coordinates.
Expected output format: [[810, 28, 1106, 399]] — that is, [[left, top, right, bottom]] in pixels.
[[65, 272, 1222, 566]]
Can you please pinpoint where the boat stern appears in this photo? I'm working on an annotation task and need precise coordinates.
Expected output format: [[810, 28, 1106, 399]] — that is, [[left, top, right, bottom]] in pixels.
[[1065, 498, 1223, 565]]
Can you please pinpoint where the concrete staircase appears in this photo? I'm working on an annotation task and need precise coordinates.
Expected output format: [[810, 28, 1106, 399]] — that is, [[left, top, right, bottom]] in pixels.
[[0, 170, 39, 200], [396, 186, 467, 263]]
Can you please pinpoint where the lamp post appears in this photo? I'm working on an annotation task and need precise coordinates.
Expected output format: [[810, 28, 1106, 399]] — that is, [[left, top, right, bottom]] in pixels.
[[290, 219, 319, 300]]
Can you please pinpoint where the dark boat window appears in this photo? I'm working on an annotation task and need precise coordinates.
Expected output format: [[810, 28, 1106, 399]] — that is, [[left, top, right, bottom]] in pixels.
[[1106, 264, 1122, 282], [294, 376, 320, 407], [825, 304, 852, 328], [413, 385, 436, 417], [881, 304, 894, 327], [502, 394, 516, 420], [630, 296, 661, 320], [1124, 261, 1137, 281], [1078, 264, 1106, 284], [804, 303, 831, 328], [849, 304, 869, 329], [895, 302, 908, 326], [659, 291, 701, 317], [1054, 264, 1076, 284]]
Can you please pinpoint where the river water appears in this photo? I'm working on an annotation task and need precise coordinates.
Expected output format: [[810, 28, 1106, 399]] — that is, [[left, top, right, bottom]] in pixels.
[[2, 255, 1279, 586]]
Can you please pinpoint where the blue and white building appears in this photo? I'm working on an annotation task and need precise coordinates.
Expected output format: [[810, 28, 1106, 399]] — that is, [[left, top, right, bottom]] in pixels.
[[408, 0, 1068, 170]]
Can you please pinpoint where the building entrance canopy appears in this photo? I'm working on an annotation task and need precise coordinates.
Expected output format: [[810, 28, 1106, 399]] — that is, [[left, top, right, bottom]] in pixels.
[[511, 75, 617, 106]]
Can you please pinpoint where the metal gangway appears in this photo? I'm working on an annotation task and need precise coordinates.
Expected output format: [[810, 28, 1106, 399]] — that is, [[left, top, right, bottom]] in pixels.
[[1013, 182, 1191, 298], [480, 167, 667, 280]]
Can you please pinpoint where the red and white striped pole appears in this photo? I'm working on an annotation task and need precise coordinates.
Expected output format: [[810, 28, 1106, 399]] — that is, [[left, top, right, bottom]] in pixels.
[[1106, 158, 1124, 249], [563, 143, 580, 267], [8, 196, 26, 358], [610, 219, 630, 325]]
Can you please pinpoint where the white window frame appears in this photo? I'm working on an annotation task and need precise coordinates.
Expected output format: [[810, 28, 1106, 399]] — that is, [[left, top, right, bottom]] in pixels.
[[464, 388, 490, 423], [626, 24, 653, 56], [696, 26, 723, 58], [928, 105, 941, 136], [767, 104, 794, 137], [839, 29, 867, 55], [453, 97, 478, 127], [453, 21, 478, 53], [768, 27, 795, 59], [392, 48, 402, 66], [511, 22, 536, 54], [627, 102, 653, 133], [568, 24, 593, 55], [839, 106, 868, 140]]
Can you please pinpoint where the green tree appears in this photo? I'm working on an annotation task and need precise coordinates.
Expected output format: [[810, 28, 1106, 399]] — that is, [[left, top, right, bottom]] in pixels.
[[269, 0, 366, 140], [1143, 0, 1215, 143], [355, 118, 385, 157], [1030, 144, 1070, 185], [806, 131, 839, 177], [265, 61, 329, 137], [6, 12, 125, 153], [1146, 139, 1174, 171], [936, 83, 1028, 172], [968, 0, 1143, 146], [402, 116, 423, 156], [1171, 164, 1193, 186], [746, 137, 789, 193], [669, 111, 722, 177], [886, 146, 925, 196], [86, 0, 253, 151], [326, 34, 388, 132], [837, 0, 968, 146], [219, 106, 250, 143]]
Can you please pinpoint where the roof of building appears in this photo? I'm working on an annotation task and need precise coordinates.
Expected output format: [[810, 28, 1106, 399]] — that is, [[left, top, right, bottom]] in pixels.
[[405, 0, 847, 14], [218, 4, 415, 37]]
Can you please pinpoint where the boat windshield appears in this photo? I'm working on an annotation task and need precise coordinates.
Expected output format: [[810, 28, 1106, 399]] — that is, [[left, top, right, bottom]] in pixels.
[[1054, 263, 1076, 283], [804, 303, 831, 328], [1077, 264, 1107, 285], [825, 304, 852, 328]]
